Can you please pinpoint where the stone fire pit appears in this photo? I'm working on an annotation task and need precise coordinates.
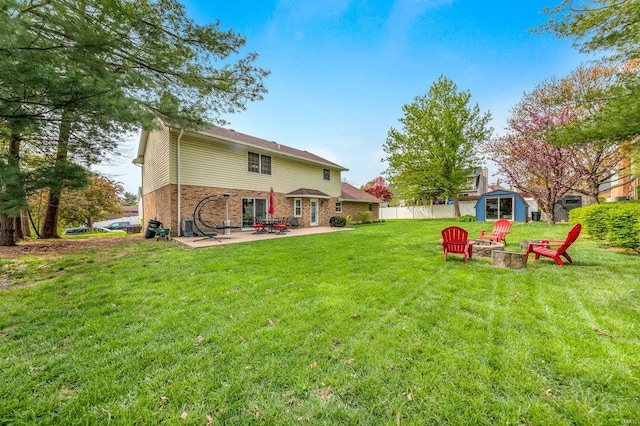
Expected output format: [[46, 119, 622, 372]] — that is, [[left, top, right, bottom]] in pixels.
[[471, 239, 505, 257]]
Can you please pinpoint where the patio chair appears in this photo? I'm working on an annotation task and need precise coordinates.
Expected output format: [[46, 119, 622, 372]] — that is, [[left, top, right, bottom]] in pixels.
[[479, 219, 512, 244], [288, 217, 301, 228], [525, 224, 581, 266], [273, 219, 289, 234], [441, 226, 474, 263], [252, 221, 267, 234]]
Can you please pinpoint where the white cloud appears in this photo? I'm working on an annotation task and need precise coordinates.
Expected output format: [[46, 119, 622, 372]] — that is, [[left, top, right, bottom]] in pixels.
[[267, 0, 353, 40]]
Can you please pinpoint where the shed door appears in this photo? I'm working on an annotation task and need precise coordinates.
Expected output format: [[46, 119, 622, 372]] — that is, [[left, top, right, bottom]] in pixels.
[[486, 197, 513, 220]]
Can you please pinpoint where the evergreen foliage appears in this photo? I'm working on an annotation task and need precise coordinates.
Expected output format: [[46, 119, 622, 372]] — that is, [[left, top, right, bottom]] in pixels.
[[0, 0, 269, 243], [544, 0, 640, 145]]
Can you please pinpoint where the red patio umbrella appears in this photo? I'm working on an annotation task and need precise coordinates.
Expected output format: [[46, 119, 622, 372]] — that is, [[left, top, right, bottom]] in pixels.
[[268, 187, 275, 218]]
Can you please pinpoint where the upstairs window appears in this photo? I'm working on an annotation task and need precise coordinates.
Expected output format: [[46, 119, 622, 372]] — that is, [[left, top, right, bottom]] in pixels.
[[261, 155, 272, 175], [248, 152, 260, 173], [323, 169, 330, 180], [248, 152, 271, 175]]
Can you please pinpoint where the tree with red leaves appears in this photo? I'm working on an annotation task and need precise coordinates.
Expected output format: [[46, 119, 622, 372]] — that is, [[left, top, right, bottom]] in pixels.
[[362, 177, 393, 203]]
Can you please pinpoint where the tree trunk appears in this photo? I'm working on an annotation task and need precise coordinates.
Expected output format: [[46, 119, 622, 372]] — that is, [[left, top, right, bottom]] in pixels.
[[0, 124, 24, 246], [41, 191, 62, 239], [584, 180, 601, 206], [14, 216, 23, 240], [491, 250, 527, 269], [20, 210, 31, 238], [41, 116, 72, 239], [544, 206, 556, 225], [10, 137, 23, 241], [0, 214, 16, 246], [452, 195, 461, 217]]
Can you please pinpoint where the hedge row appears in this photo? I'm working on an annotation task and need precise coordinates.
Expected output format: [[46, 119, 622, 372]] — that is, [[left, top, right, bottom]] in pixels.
[[569, 201, 640, 249]]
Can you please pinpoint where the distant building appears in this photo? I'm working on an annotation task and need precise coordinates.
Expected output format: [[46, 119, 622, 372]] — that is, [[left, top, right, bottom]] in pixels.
[[599, 158, 638, 201], [106, 205, 139, 220], [339, 182, 381, 219], [459, 167, 488, 197]]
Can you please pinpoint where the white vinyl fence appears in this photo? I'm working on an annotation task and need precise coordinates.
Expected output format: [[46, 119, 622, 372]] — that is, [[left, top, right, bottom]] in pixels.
[[380, 201, 476, 220], [380, 197, 539, 221]]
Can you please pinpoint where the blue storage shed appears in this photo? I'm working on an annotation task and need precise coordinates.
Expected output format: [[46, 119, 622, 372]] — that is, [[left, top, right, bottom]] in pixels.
[[475, 190, 530, 222]]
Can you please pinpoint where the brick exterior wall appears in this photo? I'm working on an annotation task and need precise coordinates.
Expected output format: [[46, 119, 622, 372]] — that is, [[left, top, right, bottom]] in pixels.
[[142, 185, 175, 233], [142, 184, 358, 236], [338, 201, 380, 222]]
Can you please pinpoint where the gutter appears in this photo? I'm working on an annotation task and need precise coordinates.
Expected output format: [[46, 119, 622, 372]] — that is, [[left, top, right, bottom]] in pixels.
[[176, 128, 184, 236], [132, 129, 147, 225], [133, 162, 143, 225], [181, 126, 349, 171]]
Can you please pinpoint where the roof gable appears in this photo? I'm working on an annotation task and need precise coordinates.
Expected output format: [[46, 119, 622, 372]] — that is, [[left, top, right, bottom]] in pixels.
[[341, 182, 381, 203], [479, 190, 530, 207]]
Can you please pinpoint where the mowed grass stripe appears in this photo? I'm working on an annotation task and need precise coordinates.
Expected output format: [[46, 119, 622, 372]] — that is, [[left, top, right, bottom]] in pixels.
[[1, 220, 639, 424]]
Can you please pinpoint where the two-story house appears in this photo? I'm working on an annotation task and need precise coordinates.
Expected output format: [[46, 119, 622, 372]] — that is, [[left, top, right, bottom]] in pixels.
[[133, 120, 377, 236]]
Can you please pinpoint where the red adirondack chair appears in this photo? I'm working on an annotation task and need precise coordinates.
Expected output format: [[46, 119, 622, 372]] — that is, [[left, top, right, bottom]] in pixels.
[[479, 219, 512, 244], [525, 224, 582, 266], [441, 226, 474, 263]]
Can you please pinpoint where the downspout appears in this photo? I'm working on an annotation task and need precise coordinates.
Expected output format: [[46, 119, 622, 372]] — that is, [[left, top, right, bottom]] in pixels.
[[176, 129, 184, 236], [133, 162, 143, 226]]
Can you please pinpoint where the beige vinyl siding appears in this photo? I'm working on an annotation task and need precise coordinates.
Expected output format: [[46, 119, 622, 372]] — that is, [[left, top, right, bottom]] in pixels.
[[173, 135, 342, 197], [274, 157, 341, 196], [142, 127, 171, 195]]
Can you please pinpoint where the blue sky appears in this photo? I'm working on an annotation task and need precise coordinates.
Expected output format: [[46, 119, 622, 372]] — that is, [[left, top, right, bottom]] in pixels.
[[100, 0, 588, 194]]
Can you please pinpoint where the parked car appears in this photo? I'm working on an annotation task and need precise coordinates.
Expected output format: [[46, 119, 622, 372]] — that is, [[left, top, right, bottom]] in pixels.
[[63, 226, 88, 235], [92, 226, 126, 233], [104, 221, 132, 231]]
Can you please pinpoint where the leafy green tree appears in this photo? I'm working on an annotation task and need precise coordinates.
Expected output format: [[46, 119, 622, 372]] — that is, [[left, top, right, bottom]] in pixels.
[[383, 76, 492, 216], [58, 175, 124, 231]]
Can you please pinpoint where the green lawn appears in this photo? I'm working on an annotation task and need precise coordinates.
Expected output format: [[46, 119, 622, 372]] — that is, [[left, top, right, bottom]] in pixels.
[[1, 220, 639, 424]]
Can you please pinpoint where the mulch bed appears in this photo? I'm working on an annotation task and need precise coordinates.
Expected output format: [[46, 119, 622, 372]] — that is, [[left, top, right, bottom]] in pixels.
[[0, 235, 145, 259]]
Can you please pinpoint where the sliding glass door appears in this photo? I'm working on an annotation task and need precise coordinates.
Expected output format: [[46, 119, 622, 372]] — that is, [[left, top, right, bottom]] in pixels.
[[242, 198, 267, 228]]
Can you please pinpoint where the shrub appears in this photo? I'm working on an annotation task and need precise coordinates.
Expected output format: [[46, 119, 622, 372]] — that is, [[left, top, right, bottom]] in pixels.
[[570, 201, 640, 249], [568, 207, 586, 226], [606, 203, 640, 249], [329, 216, 347, 227], [358, 211, 372, 223], [456, 215, 476, 222], [583, 203, 616, 240]]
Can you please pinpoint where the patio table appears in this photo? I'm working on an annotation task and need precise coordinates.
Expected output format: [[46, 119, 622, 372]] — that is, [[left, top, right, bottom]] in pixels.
[[260, 219, 285, 233]]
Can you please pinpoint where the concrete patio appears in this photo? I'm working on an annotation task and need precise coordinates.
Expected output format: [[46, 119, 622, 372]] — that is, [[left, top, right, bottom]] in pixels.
[[172, 226, 353, 249]]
